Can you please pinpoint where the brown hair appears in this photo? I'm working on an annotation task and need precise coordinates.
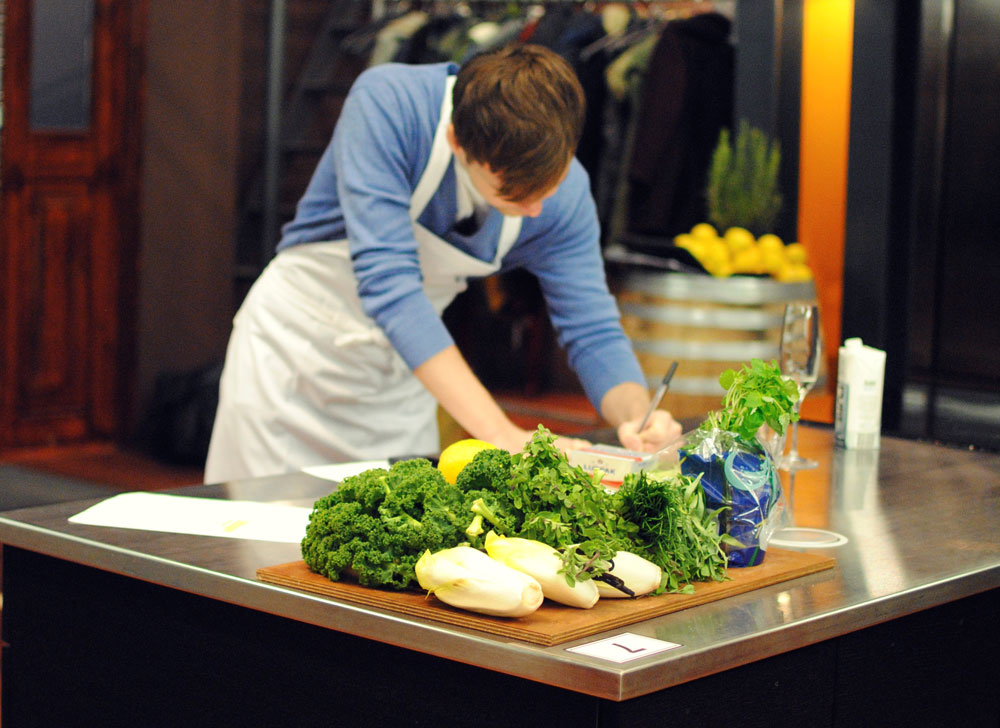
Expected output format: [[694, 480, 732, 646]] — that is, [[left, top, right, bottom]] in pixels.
[[452, 44, 585, 201]]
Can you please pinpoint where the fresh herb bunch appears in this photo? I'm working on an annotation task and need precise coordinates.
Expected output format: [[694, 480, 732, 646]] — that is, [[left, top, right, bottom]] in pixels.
[[507, 427, 638, 584], [614, 470, 732, 593], [702, 358, 800, 442]]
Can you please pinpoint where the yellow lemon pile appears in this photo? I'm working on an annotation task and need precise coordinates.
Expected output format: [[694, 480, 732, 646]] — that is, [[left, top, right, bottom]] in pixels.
[[674, 223, 813, 282], [437, 438, 496, 484]]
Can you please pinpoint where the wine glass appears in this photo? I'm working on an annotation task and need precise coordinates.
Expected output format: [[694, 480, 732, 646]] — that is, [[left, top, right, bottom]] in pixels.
[[769, 303, 849, 549], [778, 302, 821, 472]]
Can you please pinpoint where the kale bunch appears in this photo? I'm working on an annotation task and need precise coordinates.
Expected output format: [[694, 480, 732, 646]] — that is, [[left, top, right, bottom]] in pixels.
[[455, 447, 520, 548], [301, 458, 467, 590]]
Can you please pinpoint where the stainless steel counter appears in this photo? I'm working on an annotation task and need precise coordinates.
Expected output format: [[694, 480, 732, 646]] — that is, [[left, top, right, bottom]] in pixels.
[[1, 426, 998, 702]]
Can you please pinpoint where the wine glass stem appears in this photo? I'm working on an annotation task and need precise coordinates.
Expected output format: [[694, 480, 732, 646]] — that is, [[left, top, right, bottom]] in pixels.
[[787, 469, 797, 520], [789, 397, 804, 458]]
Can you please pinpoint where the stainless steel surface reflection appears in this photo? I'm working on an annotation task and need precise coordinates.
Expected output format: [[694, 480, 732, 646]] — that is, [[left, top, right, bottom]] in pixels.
[[1, 427, 998, 702]]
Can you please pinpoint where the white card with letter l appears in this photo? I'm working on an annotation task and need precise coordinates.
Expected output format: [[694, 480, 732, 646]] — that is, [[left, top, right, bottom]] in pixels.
[[565, 632, 681, 663]]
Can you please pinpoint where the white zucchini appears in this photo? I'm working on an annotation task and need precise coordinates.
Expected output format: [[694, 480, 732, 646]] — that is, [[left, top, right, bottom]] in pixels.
[[595, 551, 663, 598], [484, 531, 599, 609], [415, 546, 543, 618]]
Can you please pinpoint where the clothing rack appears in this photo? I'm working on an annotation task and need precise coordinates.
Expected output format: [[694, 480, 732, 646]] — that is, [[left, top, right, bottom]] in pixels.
[[349, 0, 724, 58], [360, 0, 727, 243], [370, 1, 727, 19], [250, 0, 733, 277]]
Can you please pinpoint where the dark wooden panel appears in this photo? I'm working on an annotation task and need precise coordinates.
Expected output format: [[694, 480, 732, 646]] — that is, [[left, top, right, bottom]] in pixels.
[[16, 185, 93, 414], [5, 546, 997, 727], [603, 640, 838, 728], [0, 0, 144, 447], [831, 587, 1000, 727]]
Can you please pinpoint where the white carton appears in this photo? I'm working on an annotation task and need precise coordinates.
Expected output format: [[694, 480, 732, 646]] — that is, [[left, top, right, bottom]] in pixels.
[[567, 444, 653, 491], [834, 338, 886, 449]]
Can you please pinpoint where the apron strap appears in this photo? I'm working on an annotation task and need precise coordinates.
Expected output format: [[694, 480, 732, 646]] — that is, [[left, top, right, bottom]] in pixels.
[[496, 214, 522, 263], [410, 75, 457, 220], [412, 71, 522, 268]]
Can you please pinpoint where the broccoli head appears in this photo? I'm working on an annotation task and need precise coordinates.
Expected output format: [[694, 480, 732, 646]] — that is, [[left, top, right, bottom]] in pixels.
[[378, 458, 444, 514], [332, 468, 391, 511], [448, 447, 523, 546], [461, 492, 520, 548]]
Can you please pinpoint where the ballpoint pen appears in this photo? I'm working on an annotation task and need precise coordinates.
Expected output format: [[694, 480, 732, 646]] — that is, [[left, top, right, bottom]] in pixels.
[[637, 361, 678, 433]]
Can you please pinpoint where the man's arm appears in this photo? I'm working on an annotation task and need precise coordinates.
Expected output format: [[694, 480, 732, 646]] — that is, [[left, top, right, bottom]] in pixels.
[[414, 345, 590, 453], [600, 381, 682, 452], [508, 164, 681, 452]]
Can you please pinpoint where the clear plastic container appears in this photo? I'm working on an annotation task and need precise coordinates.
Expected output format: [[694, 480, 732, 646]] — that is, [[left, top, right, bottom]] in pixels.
[[647, 427, 784, 567]]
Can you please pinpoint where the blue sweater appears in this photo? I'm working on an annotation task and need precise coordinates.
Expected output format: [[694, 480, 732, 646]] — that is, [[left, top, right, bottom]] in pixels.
[[278, 62, 643, 409]]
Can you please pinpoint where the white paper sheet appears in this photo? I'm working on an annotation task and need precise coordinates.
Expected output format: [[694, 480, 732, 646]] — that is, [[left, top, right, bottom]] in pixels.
[[301, 460, 390, 482], [68, 492, 312, 543]]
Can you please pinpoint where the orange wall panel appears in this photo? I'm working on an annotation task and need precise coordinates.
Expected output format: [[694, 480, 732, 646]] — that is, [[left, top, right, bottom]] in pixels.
[[798, 0, 854, 421]]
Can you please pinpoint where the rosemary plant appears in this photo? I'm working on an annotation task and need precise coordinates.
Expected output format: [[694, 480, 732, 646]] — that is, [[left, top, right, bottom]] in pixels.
[[706, 120, 783, 236]]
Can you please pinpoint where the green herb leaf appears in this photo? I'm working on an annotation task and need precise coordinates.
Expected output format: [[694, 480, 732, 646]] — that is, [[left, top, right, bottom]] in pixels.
[[702, 359, 799, 441]]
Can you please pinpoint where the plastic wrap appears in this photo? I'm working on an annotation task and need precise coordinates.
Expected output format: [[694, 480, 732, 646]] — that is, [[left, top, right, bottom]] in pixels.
[[656, 428, 783, 567]]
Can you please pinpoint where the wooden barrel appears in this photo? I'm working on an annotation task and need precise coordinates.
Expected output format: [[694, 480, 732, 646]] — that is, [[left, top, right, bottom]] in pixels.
[[614, 271, 817, 420]]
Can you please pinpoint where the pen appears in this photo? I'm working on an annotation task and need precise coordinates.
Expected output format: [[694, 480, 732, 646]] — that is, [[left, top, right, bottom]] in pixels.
[[637, 361, 678, 433]]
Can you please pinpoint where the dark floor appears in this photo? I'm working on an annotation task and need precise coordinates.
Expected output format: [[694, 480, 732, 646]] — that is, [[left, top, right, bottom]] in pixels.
[[0, 442, 204, 513]]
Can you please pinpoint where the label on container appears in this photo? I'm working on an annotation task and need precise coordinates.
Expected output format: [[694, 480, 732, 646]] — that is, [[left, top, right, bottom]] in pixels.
[[568, 445, 652, 490]]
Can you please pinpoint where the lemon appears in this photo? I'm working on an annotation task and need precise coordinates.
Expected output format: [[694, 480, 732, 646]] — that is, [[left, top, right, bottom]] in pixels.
[[437, 438, 496, 484], [785, 242, 808, 264], [757, 233, 784, 253], [776, 262, 813, 283], [700, 238, 730, 271], [794, 263, 814, 281], [732, 244, 763, 274], [761, 247, 786, 275], [690, 222, 718, 239], [684, 238, 707, 261], [723, 227, 755, 254], [711, 261, 734, 278]]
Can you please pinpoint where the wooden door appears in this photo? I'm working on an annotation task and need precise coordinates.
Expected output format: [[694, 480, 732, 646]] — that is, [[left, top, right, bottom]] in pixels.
[[0, 0, 144, 447]]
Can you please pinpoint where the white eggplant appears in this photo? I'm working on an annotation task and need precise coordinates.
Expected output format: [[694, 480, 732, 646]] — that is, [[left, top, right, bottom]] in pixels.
[[595, 551, 663, 598], [484, 531, 599, 609], [414, 546, 543, 618]]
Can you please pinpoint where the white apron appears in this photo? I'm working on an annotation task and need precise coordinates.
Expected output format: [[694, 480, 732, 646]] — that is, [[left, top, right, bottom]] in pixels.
[[204, 76, 522, 482]]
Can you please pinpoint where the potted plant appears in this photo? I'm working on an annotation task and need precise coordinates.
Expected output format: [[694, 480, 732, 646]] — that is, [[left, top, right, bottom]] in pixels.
[[671, 120, 813, 283], [706, 119, 783, 238]]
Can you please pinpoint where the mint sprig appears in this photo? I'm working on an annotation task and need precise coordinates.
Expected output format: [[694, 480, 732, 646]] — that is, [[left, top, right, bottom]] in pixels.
[[701, 359, 799, 441]]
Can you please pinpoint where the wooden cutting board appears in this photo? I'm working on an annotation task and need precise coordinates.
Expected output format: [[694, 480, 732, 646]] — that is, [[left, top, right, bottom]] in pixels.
[[257, 548, 835, 646]]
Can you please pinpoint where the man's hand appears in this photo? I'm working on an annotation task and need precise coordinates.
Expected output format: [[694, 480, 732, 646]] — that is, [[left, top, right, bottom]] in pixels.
[[414, 346, 591, 457], [493, 429, 591, 455], [601, 381, 683, 453], [617, 409, 682, 453], [553, 434, 592, 453]]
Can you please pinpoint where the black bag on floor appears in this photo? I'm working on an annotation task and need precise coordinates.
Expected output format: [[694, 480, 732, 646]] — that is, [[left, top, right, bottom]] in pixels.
[[145, 361, 223, 466]]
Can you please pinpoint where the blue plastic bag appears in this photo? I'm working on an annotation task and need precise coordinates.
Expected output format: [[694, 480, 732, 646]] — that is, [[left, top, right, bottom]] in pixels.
[[679, 430, 782, 567]]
